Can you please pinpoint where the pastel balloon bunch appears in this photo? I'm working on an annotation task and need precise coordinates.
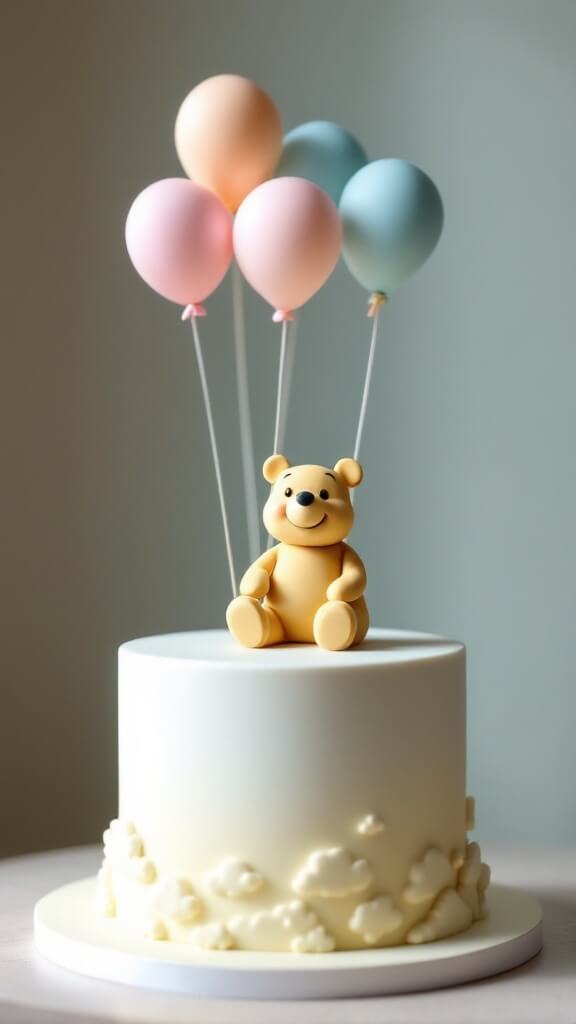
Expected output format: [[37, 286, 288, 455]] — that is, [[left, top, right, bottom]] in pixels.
[[125, 75, 285, 316], [123, 73, 445, 594], [126, 78, 369, 327]]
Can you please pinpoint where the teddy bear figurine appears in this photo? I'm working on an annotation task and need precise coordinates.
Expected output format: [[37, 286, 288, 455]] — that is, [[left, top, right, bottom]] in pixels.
[[226, 454, 369, 651]]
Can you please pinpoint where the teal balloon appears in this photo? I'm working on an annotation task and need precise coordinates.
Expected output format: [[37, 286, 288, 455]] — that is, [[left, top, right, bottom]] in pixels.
[[276, 121, 367, 204], [339, 159, 444, 295]]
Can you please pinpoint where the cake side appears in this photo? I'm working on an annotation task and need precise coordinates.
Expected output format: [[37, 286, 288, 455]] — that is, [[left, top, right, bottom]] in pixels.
[[96, 629, 490, 951]]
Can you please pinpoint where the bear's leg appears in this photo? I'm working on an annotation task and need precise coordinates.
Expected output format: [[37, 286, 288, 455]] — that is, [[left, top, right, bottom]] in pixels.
[[351, 596, 369, 645], [261, 605, 285, 646], [313, 601, 357, 651], [226, 597, 285, 649]]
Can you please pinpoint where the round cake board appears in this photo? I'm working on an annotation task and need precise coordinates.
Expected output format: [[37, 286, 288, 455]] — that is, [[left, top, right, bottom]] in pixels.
[[34, 879, 542, 1000]]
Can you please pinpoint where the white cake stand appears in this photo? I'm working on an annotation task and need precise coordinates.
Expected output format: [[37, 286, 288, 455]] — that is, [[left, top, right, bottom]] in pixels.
[[34, 878, 542, 1000]]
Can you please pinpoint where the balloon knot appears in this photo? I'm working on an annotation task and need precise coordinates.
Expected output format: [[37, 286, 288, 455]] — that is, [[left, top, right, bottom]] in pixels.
[[181, 303, 207, 320], [367, 292, 388, 318], [272, 309, 294, 324]]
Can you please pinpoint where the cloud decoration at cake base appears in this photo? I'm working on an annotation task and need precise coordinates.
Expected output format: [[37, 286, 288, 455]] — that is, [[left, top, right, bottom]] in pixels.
[[233, 177, 342, 322], [124, 178, 233, 310], [339, 159, 444, 298], [175, 74, 282, 214], [276, 120, 367, 204]]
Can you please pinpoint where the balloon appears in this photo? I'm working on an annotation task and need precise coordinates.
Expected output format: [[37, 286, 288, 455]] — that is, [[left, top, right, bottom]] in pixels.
[[175, 75, 282, 213], [125, 178, 233, 308], [276, 120, 366, 203], [339, 159, 444, 296], [233, 177, 341, 321]]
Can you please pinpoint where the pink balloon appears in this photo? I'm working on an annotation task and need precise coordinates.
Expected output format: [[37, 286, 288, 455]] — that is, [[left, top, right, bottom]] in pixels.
[[125, 178, 233, 307], [233, 177, 341, 319]]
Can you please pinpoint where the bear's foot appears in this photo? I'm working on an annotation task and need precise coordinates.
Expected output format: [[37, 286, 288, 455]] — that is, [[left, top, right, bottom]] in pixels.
[[226, 597, 268, 648], [313, 601, 357, 651], [226, 597, 284, 648]]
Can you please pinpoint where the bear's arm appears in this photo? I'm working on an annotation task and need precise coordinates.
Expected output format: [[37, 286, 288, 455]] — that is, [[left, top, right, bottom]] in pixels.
[[326, 544, 367, 603], [239, 545, 279, 599]]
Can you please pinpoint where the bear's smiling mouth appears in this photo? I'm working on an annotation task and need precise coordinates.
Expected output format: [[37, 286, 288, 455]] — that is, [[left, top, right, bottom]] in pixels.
[[287, 512, 327, 530]]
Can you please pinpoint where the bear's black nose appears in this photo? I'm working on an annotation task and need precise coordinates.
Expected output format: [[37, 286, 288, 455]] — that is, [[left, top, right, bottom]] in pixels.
[[296, 490, 315, 506]]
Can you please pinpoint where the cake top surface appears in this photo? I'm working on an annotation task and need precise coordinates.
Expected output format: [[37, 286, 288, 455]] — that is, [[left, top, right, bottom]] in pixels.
[[120, 627, 463, 669]]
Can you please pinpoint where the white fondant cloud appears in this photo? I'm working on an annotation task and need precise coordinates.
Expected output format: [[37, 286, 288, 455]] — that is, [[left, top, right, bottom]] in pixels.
[[457, 842, 491, 919], [229, 899, 318, 951], [145, 918, 168, 941], [131, 858, 156, 884], [103, 819, 142, 860], [349, 895, 403, 943], [193, 922, 234, 950], [151, 876, 202, 924], [451, 849, 465, 871], [276, 900, 318, 932], [478, 862, 491, 895], [403, 848, 455, 904], [291, 925, 335, 953], [206, 857, 264, 899], [102, 818, 156, 886], [459, 841, 481, 886], [292, 847, 373, 898], [357, 814, 386, 837], [407, 888, 473, 944], [406, 840, 491, 943]]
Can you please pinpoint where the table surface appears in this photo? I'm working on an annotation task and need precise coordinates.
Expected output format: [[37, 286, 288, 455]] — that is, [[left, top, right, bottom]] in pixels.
[[0, 844, 575, 1024]]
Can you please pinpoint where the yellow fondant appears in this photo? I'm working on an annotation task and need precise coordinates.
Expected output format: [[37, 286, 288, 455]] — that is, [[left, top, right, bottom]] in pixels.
[[227, 456, 369, 650]]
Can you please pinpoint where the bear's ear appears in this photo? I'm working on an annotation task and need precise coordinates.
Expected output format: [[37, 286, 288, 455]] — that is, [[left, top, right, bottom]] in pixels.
[[263, 453, 291, 484], [334, 458, 363, 488]]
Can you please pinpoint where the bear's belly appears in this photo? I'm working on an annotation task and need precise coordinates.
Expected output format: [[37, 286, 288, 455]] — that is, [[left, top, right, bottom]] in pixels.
[[264, 544, 343, 642]]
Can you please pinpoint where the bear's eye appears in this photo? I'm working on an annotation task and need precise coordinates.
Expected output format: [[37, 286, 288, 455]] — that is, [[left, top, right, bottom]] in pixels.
[[320, 489, 329, 500], [284, 487, 292, 497]]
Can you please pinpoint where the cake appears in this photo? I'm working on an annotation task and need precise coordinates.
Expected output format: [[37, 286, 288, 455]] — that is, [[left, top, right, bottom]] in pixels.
[[96, 456, 490, 953], [95, 485, 487, 958], [97, 629, 489, 952], [32, 75, 546, 998], [96, 75, 490, 957]]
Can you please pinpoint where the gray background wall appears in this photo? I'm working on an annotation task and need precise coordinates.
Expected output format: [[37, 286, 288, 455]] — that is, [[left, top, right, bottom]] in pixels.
[[2, 0, 575, 856]]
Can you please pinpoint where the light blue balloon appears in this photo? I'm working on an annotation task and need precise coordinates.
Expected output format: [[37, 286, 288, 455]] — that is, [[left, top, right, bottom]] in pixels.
[[276, 121, 367, 204], [339, 159, 444, 295]]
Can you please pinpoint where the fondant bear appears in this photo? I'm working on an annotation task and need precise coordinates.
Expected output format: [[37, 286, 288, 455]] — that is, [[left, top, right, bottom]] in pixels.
[[226, 454, 369, 651]]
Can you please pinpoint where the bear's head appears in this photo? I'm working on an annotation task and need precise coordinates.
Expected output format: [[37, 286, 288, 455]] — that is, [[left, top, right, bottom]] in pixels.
[[262, 454, 363, 547]]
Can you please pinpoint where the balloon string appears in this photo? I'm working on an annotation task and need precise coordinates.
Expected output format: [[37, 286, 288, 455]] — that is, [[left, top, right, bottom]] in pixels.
[[231, 263, 260, 562], [273, 318, 289, 455], [189, 316, 237, 599], [277, 316, 298, 453], [268, 319, 296, 549], [353, 305, 382, 462]]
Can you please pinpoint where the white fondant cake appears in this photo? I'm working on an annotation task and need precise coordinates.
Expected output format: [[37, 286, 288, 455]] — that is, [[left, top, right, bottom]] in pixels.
[[97, 628, 490, 951]]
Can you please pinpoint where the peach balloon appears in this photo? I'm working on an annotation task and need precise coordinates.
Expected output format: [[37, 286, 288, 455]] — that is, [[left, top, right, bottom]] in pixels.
[[175, 75, 282, 213], [233, 177, 342, 320]]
